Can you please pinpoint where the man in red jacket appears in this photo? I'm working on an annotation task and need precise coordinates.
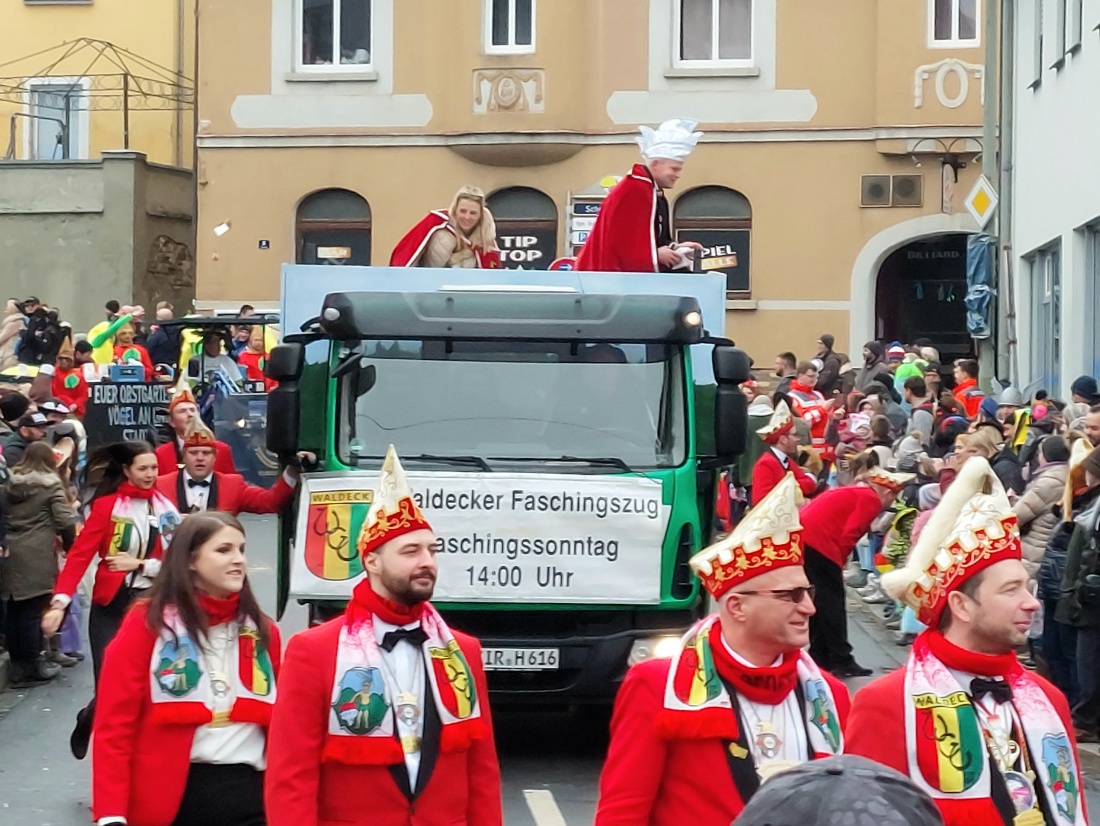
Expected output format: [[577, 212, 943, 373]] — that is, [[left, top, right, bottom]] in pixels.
[[576, 119, 703, 273], [266, 445, 502, 826], [155, 383, 237, 475], [846, 457, 1089, 826], [750, 400, 818, 505], [595, 475, 851, 826], [952, 358, 985, 419], [799, 465, 911, 677], [156, 418, 302, 515]]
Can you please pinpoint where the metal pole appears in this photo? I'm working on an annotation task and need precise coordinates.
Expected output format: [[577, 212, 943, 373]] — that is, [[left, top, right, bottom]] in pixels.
[[978, 0, 1001, 386], [123, 73, 130, 150]]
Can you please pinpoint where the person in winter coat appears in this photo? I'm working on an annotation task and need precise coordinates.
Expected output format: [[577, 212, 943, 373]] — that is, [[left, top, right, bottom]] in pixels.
[[1013, 435, 1070, 580], [0, 442, 77, 686], [815, 334, 844, 396], [855, 342, 891, 394], [1056, 443, 1100, 740], [967, 424, 1026, 496], [0, 299, 26, 372]]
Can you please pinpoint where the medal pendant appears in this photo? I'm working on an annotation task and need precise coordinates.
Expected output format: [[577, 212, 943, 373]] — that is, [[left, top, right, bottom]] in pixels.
[[1004, 770, 1039, 818], [756, 758, 799, 782], [400, 734, 422, 755], [395, 691, 422, 726]]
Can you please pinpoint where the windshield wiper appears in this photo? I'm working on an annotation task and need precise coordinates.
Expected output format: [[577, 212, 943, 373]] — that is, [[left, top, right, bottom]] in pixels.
[[557, 456, 634, 472], [405, 454, 493, 472]]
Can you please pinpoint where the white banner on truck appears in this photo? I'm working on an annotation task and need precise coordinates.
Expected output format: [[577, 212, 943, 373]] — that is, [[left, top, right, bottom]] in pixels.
[[290, 472, 669, 604]]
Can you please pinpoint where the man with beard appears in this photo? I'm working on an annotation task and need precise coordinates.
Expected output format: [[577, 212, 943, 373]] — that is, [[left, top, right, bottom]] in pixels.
[[155, 383, 237, 474], [594, 475, 850, 826], [266, 445, 502, 826], [846, 457, 1088, 826], [750, 400, 818, 505]]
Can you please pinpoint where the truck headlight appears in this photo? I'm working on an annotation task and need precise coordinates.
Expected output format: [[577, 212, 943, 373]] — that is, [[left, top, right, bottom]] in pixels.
[[628, 634, 682, 665]]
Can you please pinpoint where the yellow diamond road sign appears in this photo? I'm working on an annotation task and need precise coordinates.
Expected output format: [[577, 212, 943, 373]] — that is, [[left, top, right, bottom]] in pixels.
[[965, 175, 999, 229]]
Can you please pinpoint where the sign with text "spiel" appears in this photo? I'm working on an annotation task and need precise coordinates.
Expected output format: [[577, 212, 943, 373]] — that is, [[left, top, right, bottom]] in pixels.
[[290, 472, 669, 604]]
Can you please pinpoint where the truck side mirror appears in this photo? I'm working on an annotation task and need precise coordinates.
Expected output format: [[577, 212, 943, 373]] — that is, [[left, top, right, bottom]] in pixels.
[[713, 345, 750, 461], [266, 344, 304, 458], [266, 344, 304, 382]]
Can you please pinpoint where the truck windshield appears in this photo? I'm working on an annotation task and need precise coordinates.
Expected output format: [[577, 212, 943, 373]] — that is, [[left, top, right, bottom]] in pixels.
[[337, 340, 687, 469]]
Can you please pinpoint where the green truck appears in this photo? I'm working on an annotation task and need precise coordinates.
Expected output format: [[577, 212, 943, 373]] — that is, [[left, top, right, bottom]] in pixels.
[[268, 267, 749, 702]]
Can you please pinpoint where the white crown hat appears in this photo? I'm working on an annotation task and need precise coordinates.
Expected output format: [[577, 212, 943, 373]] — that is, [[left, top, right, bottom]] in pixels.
[[637, 119, 704, 162], [756, 399, 795, 444]]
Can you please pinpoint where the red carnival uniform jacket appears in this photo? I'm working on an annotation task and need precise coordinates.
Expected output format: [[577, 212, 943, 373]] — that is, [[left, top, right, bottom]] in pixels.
[[265, 618, 503, 826], [155, 438, 238, 476], [93, 602, 281, 826], [799, 485, 884, 567], [750, 449, 817, 506], [155, 470, 295, 516], [594, 657, 851, 826], [575, 165, 660, 273], [845, 667, 1088, 826]]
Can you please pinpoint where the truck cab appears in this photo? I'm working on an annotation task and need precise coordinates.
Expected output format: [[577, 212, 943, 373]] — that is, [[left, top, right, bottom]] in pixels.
[[268, 267, 750, 703]]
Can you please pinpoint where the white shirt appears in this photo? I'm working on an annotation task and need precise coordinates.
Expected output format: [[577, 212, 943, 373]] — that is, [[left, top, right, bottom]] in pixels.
[[949, 668, 1020, 770], [769, 446, 792, 470], [373, 618, 426, 789], [724, 638, 809, 769], [182, 470, 212, 512], [189, 623, 268, 770]]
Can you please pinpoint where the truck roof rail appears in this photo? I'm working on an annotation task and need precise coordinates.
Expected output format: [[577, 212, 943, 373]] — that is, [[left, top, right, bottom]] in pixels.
[[316, 290, 705, 344]]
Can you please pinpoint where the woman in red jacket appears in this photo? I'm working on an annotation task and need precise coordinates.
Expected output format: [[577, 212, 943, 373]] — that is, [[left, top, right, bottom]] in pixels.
[[41, 441, 182, 758], [93, 511, 280, 826]]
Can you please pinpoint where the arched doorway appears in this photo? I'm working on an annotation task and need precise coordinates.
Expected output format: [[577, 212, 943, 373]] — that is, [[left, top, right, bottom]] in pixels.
[[487, 186, 558, 269], [673, 185, 752, 295], [874, 233, 973, 360], [296, 188, 372, 265]]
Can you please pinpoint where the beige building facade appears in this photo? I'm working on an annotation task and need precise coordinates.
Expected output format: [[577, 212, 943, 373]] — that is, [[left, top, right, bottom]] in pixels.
[[197, 0, 988, 360]]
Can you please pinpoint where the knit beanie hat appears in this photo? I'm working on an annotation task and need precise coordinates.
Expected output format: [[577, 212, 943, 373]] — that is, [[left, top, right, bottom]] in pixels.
[[0, 393, 30, 424], [819, 333, 835, 350], [887, 345, 906, 361], [1071, 375, 1100, 404], [733, 755, 944, 826]]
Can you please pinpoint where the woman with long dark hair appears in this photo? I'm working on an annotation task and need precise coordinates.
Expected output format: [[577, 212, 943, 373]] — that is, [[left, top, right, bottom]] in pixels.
[[40, 440, 181, 758], [93, 511, 279, 826]]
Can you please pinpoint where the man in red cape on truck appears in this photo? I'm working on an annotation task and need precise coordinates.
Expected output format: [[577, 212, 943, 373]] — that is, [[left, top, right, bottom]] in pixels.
[[265, 444, 502, 826], [845, 457, 1089, 826], [594, 474, 850, 826], [576, 119, 703, 273]]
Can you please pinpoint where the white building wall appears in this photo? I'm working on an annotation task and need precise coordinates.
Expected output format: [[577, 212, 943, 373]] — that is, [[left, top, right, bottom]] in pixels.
[[1010, 0, 1100, 399]]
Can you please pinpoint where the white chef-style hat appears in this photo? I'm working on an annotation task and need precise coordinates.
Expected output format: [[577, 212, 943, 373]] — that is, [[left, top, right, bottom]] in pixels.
[[637, 119, 704, 162]]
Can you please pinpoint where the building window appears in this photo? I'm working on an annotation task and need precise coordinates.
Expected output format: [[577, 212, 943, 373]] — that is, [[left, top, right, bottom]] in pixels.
[[487, 187, 557, 269], [24, 79, 86, 160], [1032, 0, 1044, 86], [296, 189, 372, 265], [676, 0, 753, 66], [298, 0, 372, 69], [1053, 0, 1067, 65], [1030, 244, 1061, 393], [1068, 0, 1083, 51], [484, 0, 535, 54], [929, 0, 979, 46], [673, 186, 752, 295]]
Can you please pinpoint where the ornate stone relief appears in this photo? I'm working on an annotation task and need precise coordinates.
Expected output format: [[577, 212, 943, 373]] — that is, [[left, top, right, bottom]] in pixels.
[[913, 59, 984, 109], [473, 69, 545, 114]]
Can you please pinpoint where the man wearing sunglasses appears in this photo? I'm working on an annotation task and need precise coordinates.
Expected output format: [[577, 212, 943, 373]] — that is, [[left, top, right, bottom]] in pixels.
[[595, 475, 851, 826]]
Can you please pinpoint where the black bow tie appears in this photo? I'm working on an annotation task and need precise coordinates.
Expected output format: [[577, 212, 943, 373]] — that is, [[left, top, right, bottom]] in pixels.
[[381, 627, 428, 652], [970, 677, 1013, 704], [187, 478, 211, 489]]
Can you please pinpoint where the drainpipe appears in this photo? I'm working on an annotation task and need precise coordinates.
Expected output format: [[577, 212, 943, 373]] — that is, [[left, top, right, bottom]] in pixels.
[[979, 0, 1001, 388], [998, 0, 1017, 385], [175, 0, 185, 167]]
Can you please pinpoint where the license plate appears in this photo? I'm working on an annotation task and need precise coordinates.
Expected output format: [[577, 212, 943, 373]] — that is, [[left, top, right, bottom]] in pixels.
[[481, 647, 560, 671]]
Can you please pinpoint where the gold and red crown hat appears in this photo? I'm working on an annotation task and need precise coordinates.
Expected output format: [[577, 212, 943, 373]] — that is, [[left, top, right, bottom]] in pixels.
[[882, 457, 1022, 627], [690, 473, 805, 600], [864, 466, 915, 494], [757, 399, 795, 445], [357, 445, 433, 556], [182, 416, 217, 450], [168, 375, 197, 413]]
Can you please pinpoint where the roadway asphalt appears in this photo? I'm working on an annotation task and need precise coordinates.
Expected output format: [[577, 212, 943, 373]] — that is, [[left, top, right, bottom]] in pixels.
[[1, 514, 1096, 825]]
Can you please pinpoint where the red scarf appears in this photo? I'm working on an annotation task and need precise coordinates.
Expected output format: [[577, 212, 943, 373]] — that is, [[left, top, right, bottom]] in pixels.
[[924, 630, 1020, 678], [117, 480, 154, 500], [709, 632, 800, 705], [346, 579, 426, 627], [197, 591, 241, 627]]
